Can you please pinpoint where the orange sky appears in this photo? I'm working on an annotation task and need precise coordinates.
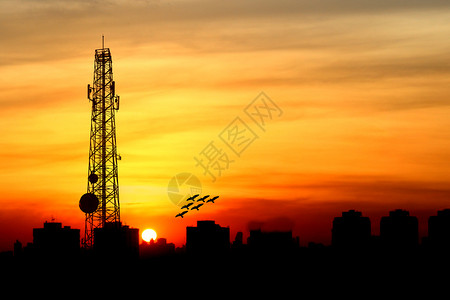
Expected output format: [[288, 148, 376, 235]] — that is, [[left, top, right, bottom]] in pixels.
[[1, 0, 450, 251]]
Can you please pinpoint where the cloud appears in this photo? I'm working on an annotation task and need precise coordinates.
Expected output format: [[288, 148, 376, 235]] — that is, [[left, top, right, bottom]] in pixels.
[[2, 0, 450, 67], [220, 171, 450, 208]]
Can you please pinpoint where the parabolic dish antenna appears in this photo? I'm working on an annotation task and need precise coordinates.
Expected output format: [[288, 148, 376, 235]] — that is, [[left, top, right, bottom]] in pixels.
[[79, 193, 99, 214]]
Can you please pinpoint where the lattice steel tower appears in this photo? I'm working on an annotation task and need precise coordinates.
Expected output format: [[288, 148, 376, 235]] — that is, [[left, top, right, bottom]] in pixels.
[[79, 40, 121, 248]]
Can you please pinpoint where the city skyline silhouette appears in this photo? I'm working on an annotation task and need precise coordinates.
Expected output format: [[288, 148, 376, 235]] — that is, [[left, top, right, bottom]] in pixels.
[[2, 3, 450, 285], [4, 207, 450, 259]]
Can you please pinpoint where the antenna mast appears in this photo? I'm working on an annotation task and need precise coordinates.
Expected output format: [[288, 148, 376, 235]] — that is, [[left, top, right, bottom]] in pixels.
[[80, 38, 121, 248]]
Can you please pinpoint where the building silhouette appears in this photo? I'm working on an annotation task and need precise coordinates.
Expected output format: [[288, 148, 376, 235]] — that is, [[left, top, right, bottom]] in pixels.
[[428, 209, 450, 249], [7, 209, 450, 267], [232, 231, 244, 249], [140, 238, 175, 258], [186, 220, 230, 254], [14, 240, 22, 258], [332, 210, 371, 249], [94, 222, 139, 258], [33, 221, 80, 257], [380, 209, 418, 250], [247, 229, 299, 253]]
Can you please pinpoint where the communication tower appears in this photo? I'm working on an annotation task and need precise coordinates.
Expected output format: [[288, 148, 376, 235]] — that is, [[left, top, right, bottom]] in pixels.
[[79, 39, 121, 248]]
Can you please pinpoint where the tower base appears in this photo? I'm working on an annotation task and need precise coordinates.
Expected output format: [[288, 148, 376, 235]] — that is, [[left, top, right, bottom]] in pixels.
[[93, 222, 139, 259]]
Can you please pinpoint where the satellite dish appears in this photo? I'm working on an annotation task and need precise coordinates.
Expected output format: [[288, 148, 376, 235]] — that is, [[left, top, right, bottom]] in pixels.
[[79, 193, 99, 214], [88, 173, 98, 184]]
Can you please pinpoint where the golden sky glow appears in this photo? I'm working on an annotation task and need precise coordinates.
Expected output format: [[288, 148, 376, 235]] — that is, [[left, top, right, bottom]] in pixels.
[[1, 0, 450, 250]]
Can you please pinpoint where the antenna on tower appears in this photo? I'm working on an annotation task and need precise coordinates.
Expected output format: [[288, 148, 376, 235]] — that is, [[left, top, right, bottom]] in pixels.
[[80, 43, 121, 248]]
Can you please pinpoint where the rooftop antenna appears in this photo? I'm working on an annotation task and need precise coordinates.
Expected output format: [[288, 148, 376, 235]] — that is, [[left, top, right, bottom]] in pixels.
[[102, 35, 104, 49]]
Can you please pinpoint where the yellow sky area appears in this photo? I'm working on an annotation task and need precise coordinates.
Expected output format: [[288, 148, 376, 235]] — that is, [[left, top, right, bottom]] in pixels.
[[1, 53, 449, 193]]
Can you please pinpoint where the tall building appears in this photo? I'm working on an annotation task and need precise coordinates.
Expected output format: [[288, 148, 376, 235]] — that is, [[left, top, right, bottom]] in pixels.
[[428, 209, 450, 249], [186, 220, 230, 254], [33, 221, 80, 257], [380, 209, 418, 249], [93, 222, 139, 258], [332, 210, 371, 249]]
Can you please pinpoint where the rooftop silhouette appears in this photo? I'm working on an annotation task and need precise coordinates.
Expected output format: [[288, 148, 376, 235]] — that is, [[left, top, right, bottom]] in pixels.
[[331, 209, 371, 250], [32, 221, 80, 258], [140, 238, 175, 258], [247, 229, 299, 253], [93, 221, 139, 259], [4, 208, 450, 272], [427, 209, 450, 250], [380, 209, 418, 250], [186, 220, 229, 254]]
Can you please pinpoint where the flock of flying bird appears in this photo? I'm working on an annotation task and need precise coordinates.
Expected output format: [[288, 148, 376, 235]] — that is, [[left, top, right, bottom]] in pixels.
[[175, 194, 219, 218]]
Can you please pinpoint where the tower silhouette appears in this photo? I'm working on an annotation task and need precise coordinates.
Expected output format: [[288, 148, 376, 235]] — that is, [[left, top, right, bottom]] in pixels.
[[80, 39, 121, 248]]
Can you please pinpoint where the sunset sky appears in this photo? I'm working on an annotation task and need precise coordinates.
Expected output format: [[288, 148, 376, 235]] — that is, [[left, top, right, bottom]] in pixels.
[[1, 0, 450, 251]]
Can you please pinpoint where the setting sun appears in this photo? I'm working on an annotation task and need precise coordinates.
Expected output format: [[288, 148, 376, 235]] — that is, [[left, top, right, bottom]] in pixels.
[[142, 229, 157, 242]]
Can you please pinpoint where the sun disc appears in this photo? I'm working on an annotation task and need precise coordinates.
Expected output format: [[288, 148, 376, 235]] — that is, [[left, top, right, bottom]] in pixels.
[[142, 228, 157, 242]]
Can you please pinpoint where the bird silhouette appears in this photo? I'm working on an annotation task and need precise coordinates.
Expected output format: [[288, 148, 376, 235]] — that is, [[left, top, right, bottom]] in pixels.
[[197, 195, 209, 202], [187, 194, 199, 201], [175, 210, 189, 218], [181, 202, 194, 209], [191, 203, 204, 210], [206, 196, 219, 203]]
